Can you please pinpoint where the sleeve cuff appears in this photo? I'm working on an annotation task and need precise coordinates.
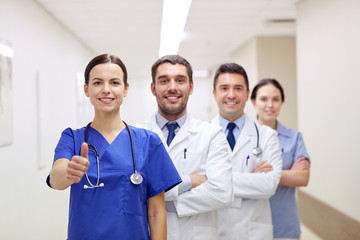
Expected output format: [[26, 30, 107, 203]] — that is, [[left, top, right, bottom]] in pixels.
[[178, 174, 191, 194], [46, 175, 52, 188]]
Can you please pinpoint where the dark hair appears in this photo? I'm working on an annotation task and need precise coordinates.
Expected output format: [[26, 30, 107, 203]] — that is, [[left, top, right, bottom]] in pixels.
[[84, 54, 128, 86], [151, 55, 193, 83], [250, 78, 285, 102], [213, 63, 249, 90]]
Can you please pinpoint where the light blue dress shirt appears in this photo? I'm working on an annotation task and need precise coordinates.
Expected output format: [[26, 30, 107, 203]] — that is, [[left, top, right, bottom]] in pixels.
[[218, 114, 246, 145]]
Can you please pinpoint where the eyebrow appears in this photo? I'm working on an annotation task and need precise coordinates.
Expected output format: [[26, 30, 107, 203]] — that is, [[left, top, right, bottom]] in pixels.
[[90, 77, 121, 81], [157, 74, 188, 79], [218, 84, 244, 87]]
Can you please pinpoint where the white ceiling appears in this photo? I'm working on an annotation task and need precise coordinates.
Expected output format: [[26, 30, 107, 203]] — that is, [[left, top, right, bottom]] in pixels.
[[35, 0, 297, 80]]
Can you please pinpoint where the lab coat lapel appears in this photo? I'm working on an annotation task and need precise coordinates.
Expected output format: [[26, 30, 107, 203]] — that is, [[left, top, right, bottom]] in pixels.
[[232, 117, 255, 154], [146, 114, 167, 145], [167, 115, 195, 151]]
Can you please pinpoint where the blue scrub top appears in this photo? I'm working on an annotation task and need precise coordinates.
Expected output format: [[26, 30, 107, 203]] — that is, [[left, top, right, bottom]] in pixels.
[[54, 125, 181, 240], [269, 121, 310, 238]]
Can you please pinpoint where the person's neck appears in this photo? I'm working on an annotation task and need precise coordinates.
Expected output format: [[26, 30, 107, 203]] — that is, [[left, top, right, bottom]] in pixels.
[[159, 110, 186, 122], [91, 111, 125, 143], [259, 118, 276, 130], [220, 112, 244, 123]]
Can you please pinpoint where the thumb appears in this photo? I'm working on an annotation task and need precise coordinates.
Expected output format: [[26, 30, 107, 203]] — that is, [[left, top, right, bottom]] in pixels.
[[81, 142, 89, 159]]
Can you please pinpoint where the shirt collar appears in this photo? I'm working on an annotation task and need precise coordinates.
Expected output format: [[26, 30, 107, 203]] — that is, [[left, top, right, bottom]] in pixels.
[[155, 112, 187, 130], [218, 114, 246, 132]]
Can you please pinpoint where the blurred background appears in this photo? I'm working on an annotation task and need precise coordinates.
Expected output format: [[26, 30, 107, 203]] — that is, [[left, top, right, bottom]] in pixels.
[[0, 0, 359, 239]]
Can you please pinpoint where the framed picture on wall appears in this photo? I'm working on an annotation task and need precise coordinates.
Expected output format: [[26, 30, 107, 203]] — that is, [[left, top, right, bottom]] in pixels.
[[0, 38, 13, 147]]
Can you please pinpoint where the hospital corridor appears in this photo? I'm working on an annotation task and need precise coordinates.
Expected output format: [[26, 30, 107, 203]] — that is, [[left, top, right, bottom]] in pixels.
[[0, 0, 359, 239]]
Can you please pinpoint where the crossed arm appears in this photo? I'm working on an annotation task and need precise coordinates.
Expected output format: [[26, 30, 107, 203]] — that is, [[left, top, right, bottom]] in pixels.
[[252, 157, 310, 188], [279, 157, 310, 187]]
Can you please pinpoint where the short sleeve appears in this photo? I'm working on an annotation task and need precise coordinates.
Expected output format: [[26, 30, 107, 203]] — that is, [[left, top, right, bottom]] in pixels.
[[53, 128, 76, 163], [145, 132, 182, 199], [294, 132, 310, 162]]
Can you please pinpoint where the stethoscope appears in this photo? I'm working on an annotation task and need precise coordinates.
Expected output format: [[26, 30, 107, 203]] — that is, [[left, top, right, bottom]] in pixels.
[[252, 122, 263, 156], [82, 121, 143, 189]]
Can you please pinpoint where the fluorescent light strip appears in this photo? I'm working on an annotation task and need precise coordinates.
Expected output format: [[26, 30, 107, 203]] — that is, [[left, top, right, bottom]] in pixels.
[[159, 0, 192, 57]]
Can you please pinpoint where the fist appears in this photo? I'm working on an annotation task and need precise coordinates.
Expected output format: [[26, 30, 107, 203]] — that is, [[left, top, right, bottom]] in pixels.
[[67, 142, 90, 183]]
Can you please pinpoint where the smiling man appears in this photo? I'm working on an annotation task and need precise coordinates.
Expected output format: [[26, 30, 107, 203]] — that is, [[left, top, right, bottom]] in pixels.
[[139, 55, 233, 240], [211, 63, 282, 240]]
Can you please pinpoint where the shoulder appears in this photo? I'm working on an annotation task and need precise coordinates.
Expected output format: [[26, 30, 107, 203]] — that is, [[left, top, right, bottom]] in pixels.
[[249, 116, 277, 137], [188, 117, 223, 135], [135, 113, 156, 128], [129, 125, 159, 138], [128, 125, 162, 144], [276, 121, 301, 139], [60, 127, 84, 138]]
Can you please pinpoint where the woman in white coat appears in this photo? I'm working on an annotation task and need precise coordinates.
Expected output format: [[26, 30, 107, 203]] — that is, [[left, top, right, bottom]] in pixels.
[[211, 63, 282, 240]]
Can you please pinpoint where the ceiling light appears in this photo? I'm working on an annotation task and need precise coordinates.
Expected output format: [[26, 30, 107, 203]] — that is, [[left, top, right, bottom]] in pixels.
[[159, 0, 192, 57]]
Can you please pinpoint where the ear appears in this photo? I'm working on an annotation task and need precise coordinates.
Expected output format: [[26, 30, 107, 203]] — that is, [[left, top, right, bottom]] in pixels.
[[151, 82, 156, 96], [84, 84, 89, 97], [246, 89, 250, 100], [212, 89, 216, 99], [189, 81, 194, 95], [124, 84, 129, 97]]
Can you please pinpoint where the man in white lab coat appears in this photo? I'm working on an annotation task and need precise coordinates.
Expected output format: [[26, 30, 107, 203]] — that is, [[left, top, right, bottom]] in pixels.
[[140, 55, 233, 240], [211, 63, 282, 240]]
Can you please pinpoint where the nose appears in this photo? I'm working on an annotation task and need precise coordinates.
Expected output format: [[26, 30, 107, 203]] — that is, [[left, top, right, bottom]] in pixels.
[[227, 88, 235, 98], [168, 79, 177, 91], [102, 82, 111, 94]]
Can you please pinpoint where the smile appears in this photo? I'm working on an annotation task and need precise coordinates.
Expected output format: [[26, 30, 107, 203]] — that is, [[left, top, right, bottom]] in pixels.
[[225, 101, 237, 105], [99, 98, 114, 102], [166, 95, 180, 101]]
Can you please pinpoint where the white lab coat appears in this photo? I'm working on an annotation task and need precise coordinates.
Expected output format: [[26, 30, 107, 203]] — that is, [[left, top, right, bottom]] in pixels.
[[140, 113, 233, 240], [211, 114, 282, 240]]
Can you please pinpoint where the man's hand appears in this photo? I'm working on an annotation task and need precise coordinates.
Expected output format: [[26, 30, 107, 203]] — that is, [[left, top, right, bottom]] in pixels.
[[190, 174, 207, 188], [252, 160, 273, 173]]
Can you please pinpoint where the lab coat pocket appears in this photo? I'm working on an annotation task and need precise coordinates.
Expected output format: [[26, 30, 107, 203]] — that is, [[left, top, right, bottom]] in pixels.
[[123, 175, 147, 216], [193, 226, 219, 240], [183, 151, 206, 174], [244, 156, 261, 173]]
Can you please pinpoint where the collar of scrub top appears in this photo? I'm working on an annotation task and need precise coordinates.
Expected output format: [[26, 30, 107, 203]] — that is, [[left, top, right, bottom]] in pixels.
[[155, 112, 187, 140], [219, 114, 246, 142]]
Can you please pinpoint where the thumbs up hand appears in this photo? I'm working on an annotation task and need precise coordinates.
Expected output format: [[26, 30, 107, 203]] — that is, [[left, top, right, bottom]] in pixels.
[[67, 142, 90, 183]]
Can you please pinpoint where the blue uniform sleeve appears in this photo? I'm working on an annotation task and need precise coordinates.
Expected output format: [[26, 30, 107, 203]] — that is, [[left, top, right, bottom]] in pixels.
[[54, 128, 76, 163], [294, 132, 310, 162], [145, 132, 182, 199], [47, 128, 77, 188]]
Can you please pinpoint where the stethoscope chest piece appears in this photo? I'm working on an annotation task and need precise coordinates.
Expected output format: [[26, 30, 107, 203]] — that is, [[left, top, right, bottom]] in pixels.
[[130, 172, 143, 185], [252, 147, 262, 156]]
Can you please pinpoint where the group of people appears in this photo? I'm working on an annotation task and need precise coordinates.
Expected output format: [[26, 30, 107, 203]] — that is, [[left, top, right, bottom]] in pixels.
[[46, 53, 310, 240]]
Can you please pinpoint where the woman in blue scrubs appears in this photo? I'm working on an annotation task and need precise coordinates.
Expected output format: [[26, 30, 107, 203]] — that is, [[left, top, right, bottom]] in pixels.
[[251, 78, 310, 240], [47, 54, 181, 240]]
